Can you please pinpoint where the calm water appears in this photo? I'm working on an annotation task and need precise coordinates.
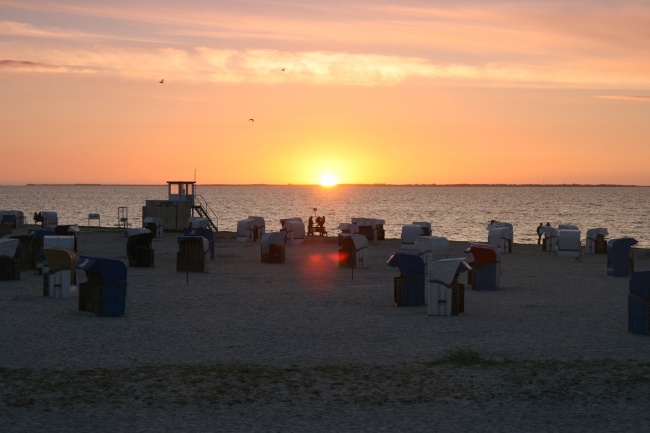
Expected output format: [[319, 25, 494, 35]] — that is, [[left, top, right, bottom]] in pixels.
[[1, 185, 648, 247]]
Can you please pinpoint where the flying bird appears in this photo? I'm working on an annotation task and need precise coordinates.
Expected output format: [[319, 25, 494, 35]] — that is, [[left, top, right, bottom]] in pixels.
[[281, 68, 286, 72], [249, 118, 254, 122], [159, 79, 164, 83]]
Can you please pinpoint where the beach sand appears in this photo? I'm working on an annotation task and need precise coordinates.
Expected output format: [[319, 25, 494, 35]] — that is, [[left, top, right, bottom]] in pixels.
[[2, 227, 650, 432]]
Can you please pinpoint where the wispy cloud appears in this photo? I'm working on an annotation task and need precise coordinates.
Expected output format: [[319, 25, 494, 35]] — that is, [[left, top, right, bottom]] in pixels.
[[597, 95, 650, 102], [2, 2, 650, 88]]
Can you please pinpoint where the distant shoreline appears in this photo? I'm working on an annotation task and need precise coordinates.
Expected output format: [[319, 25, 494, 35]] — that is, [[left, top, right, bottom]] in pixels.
[[5, 183, 646, 187]]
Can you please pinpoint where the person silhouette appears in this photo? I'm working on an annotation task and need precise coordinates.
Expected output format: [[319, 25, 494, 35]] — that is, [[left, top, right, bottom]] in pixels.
[[537, 223, 544, 244]]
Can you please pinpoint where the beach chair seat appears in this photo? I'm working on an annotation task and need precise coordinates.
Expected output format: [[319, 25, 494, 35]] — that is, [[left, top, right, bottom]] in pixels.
[[387, 253, 425, 306], [77, 256, 127, 317], [176, 236, 209, 272], [127, 232, 155, 267]]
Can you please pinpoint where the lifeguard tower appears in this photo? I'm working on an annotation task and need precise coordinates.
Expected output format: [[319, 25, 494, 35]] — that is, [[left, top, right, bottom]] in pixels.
[[142, 181, 218, 232]]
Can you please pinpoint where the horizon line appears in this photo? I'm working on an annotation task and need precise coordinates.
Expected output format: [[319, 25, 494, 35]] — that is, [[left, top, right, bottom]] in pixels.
[[4, 183, 645, 187]]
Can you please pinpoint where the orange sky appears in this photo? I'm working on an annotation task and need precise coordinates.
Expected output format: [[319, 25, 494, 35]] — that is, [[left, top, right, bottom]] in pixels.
[[1, 1, 649, 185]]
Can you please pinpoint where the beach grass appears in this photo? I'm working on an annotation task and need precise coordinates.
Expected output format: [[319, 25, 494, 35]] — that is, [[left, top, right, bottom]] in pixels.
[[4, 354, 650, 410]]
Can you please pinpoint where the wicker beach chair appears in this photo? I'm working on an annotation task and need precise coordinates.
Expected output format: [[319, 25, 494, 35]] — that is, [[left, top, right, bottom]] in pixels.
[[387, 253, 425, 306], [41, 247, 77, 298], [126, 232, 155, 267], [628, 271, 650, 335], [0, 238, 21, 281], [77, 256, 128, 317], [261, 232, 285, 264], [176, 236, 209, 272], [607, 237, 638, 277], [468, 244, 501, 291]]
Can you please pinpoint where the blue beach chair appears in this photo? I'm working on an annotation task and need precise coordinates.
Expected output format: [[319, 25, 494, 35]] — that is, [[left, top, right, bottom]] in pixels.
[[607, 237, 638, 277], [628, 271, 650, 335], [77, 256, 128, 317], [387, 253, 425, 306]]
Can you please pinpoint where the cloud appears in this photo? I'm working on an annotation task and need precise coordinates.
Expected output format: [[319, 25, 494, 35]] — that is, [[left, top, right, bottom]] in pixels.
[[2, 1, 650, 88], [597, 95, 650, 102], [0, 59, 41, 67]]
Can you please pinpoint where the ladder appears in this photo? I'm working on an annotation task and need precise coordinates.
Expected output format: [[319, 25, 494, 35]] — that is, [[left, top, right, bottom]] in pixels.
[[192, 194, 218, 232], [117, 207, 128, 228]]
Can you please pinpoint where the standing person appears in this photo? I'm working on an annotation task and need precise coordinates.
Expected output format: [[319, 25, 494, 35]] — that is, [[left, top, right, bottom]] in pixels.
[[537, 223, 544, 244]]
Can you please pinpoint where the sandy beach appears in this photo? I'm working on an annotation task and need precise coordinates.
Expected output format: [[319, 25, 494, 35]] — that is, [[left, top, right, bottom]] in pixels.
[[2, 227, 650, 432]]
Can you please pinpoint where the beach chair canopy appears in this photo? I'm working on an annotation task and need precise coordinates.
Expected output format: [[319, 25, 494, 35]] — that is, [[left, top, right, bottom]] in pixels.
[[263, 232, 285, 245], [125, 228, 151, 237], [54, 225, 79, 235], [0, 238, 19, 257], [77, 256, 127, 284], [586, 228, 608, 239], [177, 236, 209, 252], [629, 271, 650, 300], [412, 221, 432, 236], [28, 229, 55, 239], [280, 217, 303, 228], [339, 234, 368, 251], [39, 211, 58, 230], [558, 224, 579, 230], [184, 227, 214, 241], [283, 220, 305, 238], [558, 230, 581, 250], [415, 236, 449, 260], [338, 223, 359, 234], [607, 237, 638, 253], [428, 258, 471, 287], [387, 253, 424, 277], [42, 247, 76, 273], [143, 217, 163, 226], [127, 232, 154, 249], [43, 235, 75, 250], [470, 244, 500, 266], [400, 224, 422, 247], [188, 217, 210, 230], [261, 232, 286, 256], [237, 218, 263, 239], [541, 226, 558, 237]]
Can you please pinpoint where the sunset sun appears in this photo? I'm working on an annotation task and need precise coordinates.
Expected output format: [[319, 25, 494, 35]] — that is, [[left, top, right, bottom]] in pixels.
[[319, 173, 338, 187]]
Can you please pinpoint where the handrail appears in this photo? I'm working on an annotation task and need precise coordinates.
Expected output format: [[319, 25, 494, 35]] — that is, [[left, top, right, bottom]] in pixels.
[[195, 194, 219, 231]]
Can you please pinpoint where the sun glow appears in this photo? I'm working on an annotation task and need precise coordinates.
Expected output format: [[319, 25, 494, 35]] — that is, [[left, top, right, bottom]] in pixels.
[[319, 173, 338, 187]]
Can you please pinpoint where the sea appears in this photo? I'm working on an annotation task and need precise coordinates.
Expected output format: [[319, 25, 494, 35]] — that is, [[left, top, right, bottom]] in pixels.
[[1, 185, 648, 247]]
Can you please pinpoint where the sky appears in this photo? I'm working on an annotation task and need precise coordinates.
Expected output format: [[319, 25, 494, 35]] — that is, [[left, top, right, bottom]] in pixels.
[[1, 0, 649, 186]]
